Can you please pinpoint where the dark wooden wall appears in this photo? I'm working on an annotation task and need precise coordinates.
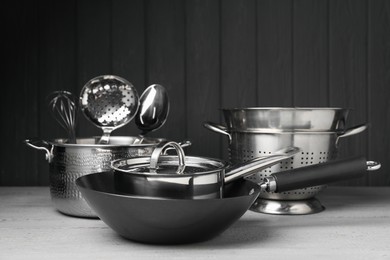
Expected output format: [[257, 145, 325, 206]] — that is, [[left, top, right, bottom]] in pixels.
[[2, 0, 390, 186]]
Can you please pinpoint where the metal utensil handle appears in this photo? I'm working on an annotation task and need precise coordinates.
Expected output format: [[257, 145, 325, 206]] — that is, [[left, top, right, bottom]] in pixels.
[[203, 122, 232, 143], [267, 156, 381, 193], [163, 140, 192, 154], [24, 138, 53, 162], [99, 127, 115, 144], [149, 141, 186, 174], [224, 146, 300, 183]]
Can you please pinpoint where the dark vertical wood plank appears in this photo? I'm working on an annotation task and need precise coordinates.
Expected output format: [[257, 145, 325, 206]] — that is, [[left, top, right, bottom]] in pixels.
[[257, 0, 293, 106], [368, 0, 390, 186], [329, 0, 368, 186], [3, 0, 390, 187], [37, 0, 78, 185], [76, 0, 112, 137], [293, 0, 328, 106], [112, 0, 145, 136], [145, 0, 186, 142], [220, 0, 256, 159], [186, 0, 220, 158], [1, 0, 40, 185], [221, 0, 257, 108]]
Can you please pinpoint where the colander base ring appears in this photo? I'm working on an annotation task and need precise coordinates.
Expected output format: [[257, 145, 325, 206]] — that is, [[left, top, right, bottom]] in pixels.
[[250, 198, 325, 215]]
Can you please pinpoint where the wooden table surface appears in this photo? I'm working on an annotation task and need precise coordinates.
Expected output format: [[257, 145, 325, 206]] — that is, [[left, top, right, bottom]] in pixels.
[[1, 186, 389, 259]]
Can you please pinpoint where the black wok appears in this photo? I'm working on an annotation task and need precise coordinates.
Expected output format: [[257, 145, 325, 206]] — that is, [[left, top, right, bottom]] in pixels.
[[76, 156, 380, 244]]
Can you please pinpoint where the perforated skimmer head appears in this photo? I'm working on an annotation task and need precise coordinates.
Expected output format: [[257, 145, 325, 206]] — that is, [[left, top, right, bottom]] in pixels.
[[80, 75, 139, 144]]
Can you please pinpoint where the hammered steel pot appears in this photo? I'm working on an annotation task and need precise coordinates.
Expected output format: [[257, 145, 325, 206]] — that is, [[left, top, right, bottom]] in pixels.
[[25, 136, 190, 218], [204, 121, 367, 201]]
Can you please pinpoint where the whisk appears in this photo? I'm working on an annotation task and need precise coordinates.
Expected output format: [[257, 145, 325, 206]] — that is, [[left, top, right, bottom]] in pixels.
[[47, 91, 78, 143]]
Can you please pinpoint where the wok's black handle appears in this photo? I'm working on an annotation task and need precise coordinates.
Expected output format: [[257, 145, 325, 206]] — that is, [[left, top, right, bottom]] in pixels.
[[271, 156, 369, 193]]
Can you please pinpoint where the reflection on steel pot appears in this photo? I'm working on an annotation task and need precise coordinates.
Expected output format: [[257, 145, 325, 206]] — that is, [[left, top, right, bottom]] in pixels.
[[111, 141, 300, 199], [24, 136, 191, 218], [77, 156, 380, 244], [222, 107, 350, 132], [204, 121, 367, 200]]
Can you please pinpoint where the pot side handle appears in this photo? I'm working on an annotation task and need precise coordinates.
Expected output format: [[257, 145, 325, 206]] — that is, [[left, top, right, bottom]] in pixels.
[[24, 138, 53, 162], [338, 123, 368, 138], [336, 123, 368, 146], [203, 122, 232, 143]]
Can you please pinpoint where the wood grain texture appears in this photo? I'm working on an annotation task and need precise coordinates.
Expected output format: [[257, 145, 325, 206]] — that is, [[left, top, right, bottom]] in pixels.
[[257, 0, 293, 106], [76, 0, 112, 138], [368, 0, 390, 186], [145, 0, 186, 142], [111, 0, 145, 137], [2, 0, 40, 185], [221, 0, 257, 109], [36, 0, 78, 185], [329, 0, 368, 186], [220, 0, 257, 160], [186, 0, 221, 158], [1, 187, 390, 258], [2, 0, 390, 186], [293, 0, 328, 106]]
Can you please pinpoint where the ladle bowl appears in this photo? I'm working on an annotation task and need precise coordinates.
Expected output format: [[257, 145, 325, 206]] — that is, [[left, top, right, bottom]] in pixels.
[[135, 84, 169, 136]]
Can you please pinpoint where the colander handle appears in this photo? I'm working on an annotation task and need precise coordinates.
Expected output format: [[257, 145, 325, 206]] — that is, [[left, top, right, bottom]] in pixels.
[[267, 156, 381, 193], [337, 124, 368, 138], [203, 122, 232, 143]]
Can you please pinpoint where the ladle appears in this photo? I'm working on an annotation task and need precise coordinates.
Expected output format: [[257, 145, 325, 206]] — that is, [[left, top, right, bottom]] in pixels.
[[135, 84, 169, 137]]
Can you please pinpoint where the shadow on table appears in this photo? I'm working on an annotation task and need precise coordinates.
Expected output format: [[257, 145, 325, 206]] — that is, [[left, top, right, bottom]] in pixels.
[[316, 187, 390, 212], [108, 218, 276, 248]]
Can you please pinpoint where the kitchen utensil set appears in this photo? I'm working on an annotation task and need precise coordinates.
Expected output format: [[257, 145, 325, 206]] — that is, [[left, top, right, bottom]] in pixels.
[[47, 75, 169, 144], [26, 76, 382, 245]]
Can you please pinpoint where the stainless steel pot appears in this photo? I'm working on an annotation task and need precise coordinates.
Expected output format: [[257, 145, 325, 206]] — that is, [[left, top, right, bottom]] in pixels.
[[222, 107, 349, 132], [25, 136, 191, 218], [111, 141, 300, 199]]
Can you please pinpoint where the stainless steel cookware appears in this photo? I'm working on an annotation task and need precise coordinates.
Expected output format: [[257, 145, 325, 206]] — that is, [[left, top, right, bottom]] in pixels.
[[111, 141, 300, 199], [222, 107, 349, 132], [77, 156, 380, 244], [25, 136, 191, 218], [204, 107, 367, 214], [135, 84, 169, 136]]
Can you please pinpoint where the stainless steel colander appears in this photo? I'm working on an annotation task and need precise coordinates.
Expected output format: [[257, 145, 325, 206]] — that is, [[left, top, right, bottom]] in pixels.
[[204, 122, 367, 201], [204, 107, 368, 215]]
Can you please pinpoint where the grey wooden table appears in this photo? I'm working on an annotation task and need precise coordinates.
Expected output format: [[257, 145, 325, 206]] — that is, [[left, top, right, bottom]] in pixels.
[[1, 186, 389, 259]]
